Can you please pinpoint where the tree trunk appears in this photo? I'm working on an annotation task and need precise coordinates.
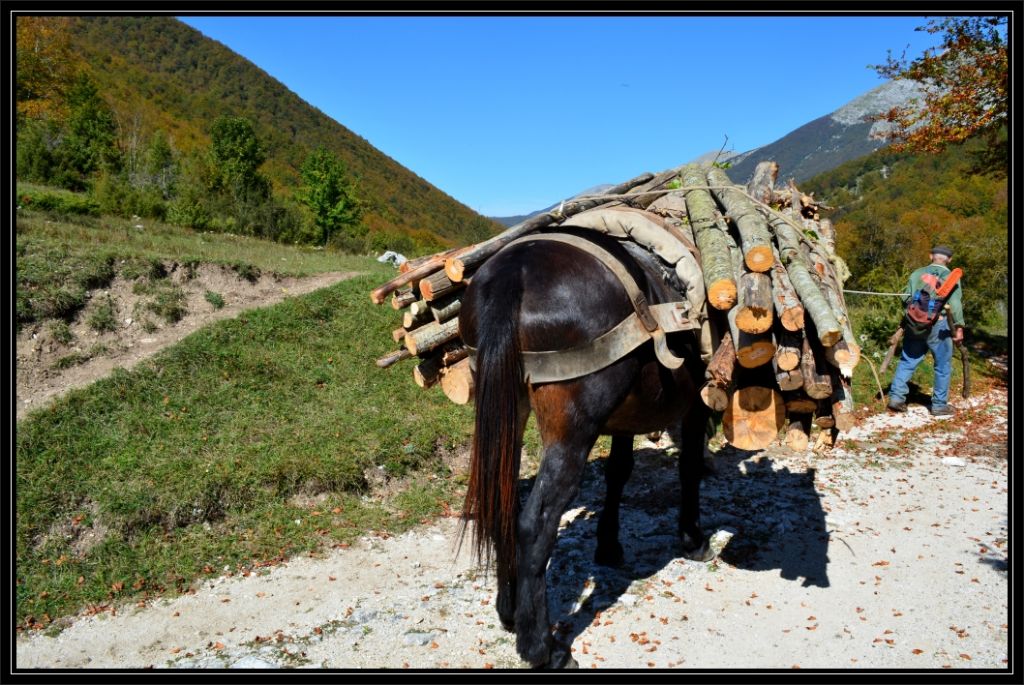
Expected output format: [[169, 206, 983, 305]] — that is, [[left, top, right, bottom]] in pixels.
[[784, 415, 810, 451], [443, 172, 655, 282], [801, 334, 833, 399], [830, 369, 857, 433], [746, 161, 779, 206], [430, 294, 462, 323], [773, 359, 804, 392], [707, 166, 774, 272], [403, 299, 433, 329], [766, 212, 842, 345], [391, 287, 417, 310], [391, 327, 407, 343], [784, 392, 819, 415], [681, 164, 736, 310], [440, 358, 474, 405], [405, 318, 460, 356], [723, 386, 785, 451], [400, 246, 463, 274], [729, 307, 775, 369], [700, 381, 730, 412], [413, 353, 445, 389], [442, 344, 469, 366], [371, 248, 469, 305], [376, 348, 412, 368], [419, 270, 463, 302], [774, 329, 802, 371], [735, 271, 774, 334], [769, 245, 805, 331]]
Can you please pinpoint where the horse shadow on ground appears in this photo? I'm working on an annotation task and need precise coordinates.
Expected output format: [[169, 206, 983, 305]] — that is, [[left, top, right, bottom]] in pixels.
[[517, 441, 831, 650]]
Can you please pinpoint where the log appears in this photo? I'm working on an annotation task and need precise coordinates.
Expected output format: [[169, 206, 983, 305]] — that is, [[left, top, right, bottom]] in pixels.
[[443, 172, 655, 282], [371, 247, 469, 305], [681, 164, 736, 310], [616, 168, 681, 210], [824, 339, 862, 378], [784, 393, 819, 415], [413, 353, 445, 389], [442, 345, 469, 366], [729, 307, 775, 369], [746, 161, 779, 206], [774, 329, 802, 372], [722, 386, 785, 451], [430, 294, 462, 323], [801, 334, 833, 400], [391, 327, 407, 343], [813, 427, 837, 452], [405, 318, 460, 356], [769, 245, 804, 331], [419, 269, 463, 302], [735, 271, 774, 334], [766, 211, 842, 345], [830, 369, 857, 433], [376, 348, 412, 368], [707, 166, 774, 273], [403, 299, 433, 330], [391, 288, 417, 310], [773, 360, 804, 392], [700, 381, 730, 412], [440, 358, 474, 405], [784, 415, 810, 452], [400, 246, 463, 274]]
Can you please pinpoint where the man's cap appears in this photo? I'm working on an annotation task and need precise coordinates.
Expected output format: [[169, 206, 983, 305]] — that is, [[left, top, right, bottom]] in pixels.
[[930, 245, 954, 258]]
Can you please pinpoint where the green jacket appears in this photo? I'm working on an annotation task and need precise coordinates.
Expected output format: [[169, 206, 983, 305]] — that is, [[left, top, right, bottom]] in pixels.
[[903, 263, 965, 328]]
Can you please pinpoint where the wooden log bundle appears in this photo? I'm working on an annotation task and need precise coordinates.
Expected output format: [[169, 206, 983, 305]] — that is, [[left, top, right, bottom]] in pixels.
[[370, 159, 860, 451]]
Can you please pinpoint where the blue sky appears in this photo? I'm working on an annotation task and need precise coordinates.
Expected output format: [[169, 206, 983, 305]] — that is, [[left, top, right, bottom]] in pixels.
[[179, 15, 943, 217]]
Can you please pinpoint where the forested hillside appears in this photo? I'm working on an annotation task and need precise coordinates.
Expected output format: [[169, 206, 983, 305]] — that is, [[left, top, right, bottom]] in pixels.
[[802, 131, 1007, 328], [16, 16, 499, 254]]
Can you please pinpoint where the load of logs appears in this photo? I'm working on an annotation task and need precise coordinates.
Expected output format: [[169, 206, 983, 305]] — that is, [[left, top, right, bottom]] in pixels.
[[370, 160, 860, 452]]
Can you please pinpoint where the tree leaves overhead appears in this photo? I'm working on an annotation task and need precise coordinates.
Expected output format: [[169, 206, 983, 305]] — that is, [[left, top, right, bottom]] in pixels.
[[870, 16, 1008, 158]]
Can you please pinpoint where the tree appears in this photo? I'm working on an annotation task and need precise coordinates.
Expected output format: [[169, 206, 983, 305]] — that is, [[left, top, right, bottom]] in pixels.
[[299, 146, 364, 245], [55, 74, 120, 188], [871, 16, 1007, 157], [208, 115, 270, 202], [15, 16, 79, 123]]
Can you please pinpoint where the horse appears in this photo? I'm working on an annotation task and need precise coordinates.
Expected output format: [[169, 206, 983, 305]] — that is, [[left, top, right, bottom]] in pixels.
[[457, 226, 714, 669]]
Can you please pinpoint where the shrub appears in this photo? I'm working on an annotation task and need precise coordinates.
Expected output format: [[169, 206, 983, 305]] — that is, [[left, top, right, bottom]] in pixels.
[[86, 295, 118, 333], [204, 290, 225, 309]]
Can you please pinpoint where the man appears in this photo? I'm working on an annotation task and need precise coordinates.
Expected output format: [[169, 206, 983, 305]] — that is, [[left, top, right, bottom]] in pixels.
[[887, 245, 965, 417]]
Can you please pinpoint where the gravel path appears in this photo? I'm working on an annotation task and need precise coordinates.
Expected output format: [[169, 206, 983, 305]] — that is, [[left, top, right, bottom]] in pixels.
[[16, 389, 1008, 671]]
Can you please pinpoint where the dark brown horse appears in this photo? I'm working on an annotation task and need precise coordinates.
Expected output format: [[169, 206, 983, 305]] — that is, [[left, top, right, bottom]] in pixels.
[[457, 227, 713, 669]]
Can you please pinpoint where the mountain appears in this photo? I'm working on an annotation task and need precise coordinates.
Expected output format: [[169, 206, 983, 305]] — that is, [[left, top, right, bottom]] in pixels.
[[62, 16, 501, 249], [489, 184, 613, 227], [722, 79, 925, 185], [490, 79, 925, 223]]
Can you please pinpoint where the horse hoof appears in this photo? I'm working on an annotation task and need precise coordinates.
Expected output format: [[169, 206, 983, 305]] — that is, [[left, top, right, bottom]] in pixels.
[[680, 538, 714, 562]]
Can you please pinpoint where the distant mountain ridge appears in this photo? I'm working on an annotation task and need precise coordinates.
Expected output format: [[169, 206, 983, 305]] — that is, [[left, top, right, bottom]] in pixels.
[[490, 79, 923, 223]]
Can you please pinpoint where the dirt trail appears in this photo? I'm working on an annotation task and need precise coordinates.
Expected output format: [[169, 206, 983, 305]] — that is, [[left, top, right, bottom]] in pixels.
[[16, 265, 361, 421], [16, 388, 1008, 671]]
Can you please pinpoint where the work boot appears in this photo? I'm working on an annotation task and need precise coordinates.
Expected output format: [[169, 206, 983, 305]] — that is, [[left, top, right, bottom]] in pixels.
[[887, 401, 907, 413], [930, 405, 956, 417]]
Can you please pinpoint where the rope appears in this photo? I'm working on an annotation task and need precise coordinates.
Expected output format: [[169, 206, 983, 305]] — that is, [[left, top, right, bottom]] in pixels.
[[842, 289, 908, 297]]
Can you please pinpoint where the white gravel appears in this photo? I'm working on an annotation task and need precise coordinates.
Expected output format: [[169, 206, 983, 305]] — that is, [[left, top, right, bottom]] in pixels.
[[16, 389, 1009, 671]]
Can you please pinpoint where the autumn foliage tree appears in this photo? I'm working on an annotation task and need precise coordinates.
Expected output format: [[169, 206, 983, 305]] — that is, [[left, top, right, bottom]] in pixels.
[[15, 16, 80, 123], [871, 16, 1007, 158]]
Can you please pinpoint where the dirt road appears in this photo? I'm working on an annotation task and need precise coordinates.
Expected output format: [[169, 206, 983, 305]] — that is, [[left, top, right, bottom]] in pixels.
[[16, 388, 1009, 671]]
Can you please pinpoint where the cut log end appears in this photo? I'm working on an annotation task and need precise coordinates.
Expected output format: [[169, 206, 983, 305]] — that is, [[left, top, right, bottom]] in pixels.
[[700, 381, 730, 412], [779, 307, 805, 332], [736, 342, 776, 369], [440, 359, 474, 405], [707, 280, 737, 310], [723, 386, 785, 451], [744, 245, 774, 273], [444, 257, 466, 283], [734, 308, 773, 335]]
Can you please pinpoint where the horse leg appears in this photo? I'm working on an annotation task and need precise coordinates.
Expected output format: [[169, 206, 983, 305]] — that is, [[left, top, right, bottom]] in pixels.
[[677, 403, 713, 561], [595, 434, 634, 566], [514, 434, 592, 668]]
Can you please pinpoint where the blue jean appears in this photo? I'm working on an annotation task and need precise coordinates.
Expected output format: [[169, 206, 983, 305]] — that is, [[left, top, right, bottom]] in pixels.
[[889, 317, 954, 409]]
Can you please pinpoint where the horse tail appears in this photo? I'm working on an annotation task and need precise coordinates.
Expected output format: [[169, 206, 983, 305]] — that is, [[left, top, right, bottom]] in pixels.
[[459, 267, 525, 590]]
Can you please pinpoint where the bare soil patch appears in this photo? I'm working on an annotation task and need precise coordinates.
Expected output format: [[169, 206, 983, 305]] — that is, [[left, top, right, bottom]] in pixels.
[[16, 262, 361, 421]]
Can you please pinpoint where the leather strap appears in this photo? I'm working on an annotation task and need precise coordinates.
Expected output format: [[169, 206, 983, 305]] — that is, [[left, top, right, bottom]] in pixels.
[[466, 233, 698, 383]]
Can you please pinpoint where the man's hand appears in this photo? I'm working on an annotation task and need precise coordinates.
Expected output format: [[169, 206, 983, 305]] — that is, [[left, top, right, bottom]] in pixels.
[[953, 326, 964, 344]]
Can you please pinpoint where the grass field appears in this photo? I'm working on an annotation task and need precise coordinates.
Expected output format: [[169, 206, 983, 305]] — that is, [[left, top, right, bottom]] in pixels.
[[15, 191, 1006, 631]]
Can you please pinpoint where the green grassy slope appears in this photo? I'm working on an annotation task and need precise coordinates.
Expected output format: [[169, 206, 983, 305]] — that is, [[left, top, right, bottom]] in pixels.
[[65, 16, 500, 248]]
